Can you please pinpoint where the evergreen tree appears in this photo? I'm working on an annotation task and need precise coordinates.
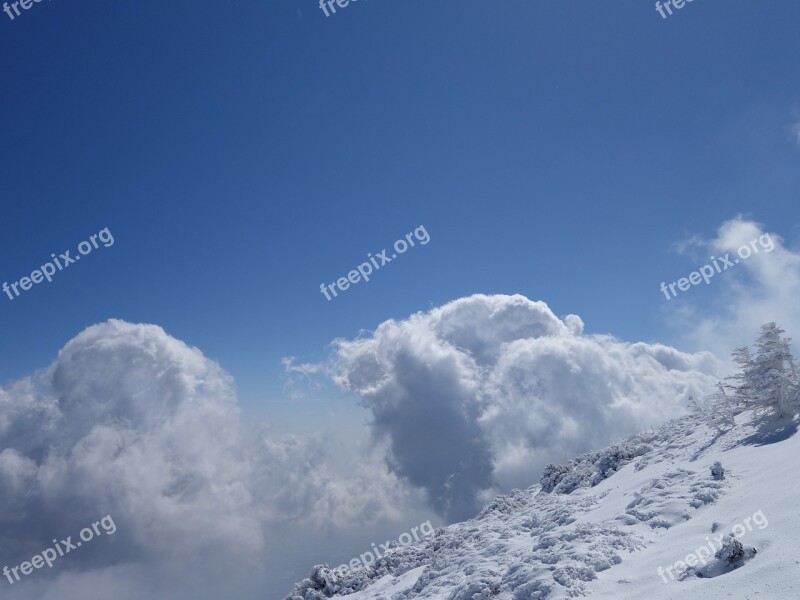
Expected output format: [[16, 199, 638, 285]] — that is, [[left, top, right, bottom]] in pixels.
[[709, 323, 799, 422], [727, 346, 754, 412], [743, 323, 797, 417], [708, 383, 736, 431]]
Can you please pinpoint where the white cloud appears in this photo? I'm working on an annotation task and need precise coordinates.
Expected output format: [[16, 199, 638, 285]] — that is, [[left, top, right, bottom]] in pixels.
[[670, 217, 800, 358], [2, 285, 769, 596], [0, 320, 412, 599], [330, 294, 720, 522], [257, 431, 413, 530], [671, 232, 708, 259]]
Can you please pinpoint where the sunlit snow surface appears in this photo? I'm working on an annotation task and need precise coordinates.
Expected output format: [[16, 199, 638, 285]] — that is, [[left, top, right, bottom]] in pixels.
[[287, 412, 800, 599]]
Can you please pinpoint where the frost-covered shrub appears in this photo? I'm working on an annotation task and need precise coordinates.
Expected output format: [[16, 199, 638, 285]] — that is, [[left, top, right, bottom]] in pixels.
[[711, 461, 725, 480], [539, 439, 651, 494], [692, 534, 758, 579], [715, 534, 752, 564], [446, 577, 500, 600], [283, 563, 379, 599], [539, 463, 572, 493], [552, 565, 596, 585], [477, 488, 531, 517], [284, 532, 438, 599], [283, 566, 342, 599]]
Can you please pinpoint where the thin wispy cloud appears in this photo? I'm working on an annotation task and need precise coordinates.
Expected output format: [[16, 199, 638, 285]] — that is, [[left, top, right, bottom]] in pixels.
[[792, 120, 800, 147]]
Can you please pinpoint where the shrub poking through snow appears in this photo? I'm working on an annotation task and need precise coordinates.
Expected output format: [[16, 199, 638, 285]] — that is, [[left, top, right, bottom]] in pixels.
[[690, 534, 758, 580], [710, 462, 725, 480]]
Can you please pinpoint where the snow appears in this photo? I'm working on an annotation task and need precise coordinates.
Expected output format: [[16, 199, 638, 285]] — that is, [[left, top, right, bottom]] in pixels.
[[286, 411, 800, 599], [340, 567, 427, 600]]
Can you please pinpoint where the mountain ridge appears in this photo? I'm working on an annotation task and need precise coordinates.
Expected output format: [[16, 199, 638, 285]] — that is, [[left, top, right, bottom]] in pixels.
[[286, 410, 800, 599]]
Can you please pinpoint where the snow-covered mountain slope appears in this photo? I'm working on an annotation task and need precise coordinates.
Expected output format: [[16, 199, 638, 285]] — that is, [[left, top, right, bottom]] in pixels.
[[286, 412, 800, 599]]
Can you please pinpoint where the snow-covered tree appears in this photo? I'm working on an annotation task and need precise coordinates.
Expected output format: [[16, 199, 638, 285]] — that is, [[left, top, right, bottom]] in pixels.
[[750, 323, 797, 416], [707, 323, 799, 422], [726, 346, 755, 412], [727, 323, 798, 418], [687, 395, 704, 415], [708, 383, 736, 431]]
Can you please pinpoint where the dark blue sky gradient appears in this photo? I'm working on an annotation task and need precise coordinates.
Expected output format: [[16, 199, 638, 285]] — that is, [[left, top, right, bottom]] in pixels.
[[1, 0, 799, 413]]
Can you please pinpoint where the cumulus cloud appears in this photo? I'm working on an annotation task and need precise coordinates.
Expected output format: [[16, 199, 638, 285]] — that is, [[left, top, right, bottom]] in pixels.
[[330, 294, 720, 522], [1, 286, 759, 596], [0, 320, 412, 600], [668, 217, 800, 358]]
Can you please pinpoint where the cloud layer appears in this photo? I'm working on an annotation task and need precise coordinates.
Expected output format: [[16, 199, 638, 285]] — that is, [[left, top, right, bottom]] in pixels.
[[330, 294, 721, 522], [0, 320, 410, 599], [2, 282, 759, 596], [0, 323, 251, 597]]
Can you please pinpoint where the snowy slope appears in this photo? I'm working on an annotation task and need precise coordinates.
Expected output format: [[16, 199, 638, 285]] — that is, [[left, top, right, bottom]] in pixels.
[[286, 412, 800, 599]]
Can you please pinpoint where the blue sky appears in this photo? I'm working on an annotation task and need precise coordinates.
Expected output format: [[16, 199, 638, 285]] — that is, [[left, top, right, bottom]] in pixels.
[[1, 0, 799, 419], [2, 2, 800, 597]]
